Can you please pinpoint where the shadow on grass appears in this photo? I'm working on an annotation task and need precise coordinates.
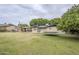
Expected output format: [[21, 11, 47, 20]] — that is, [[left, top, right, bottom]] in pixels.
[[43, 33, 79, 41], [58, 35, 79, 40], [0, 52, 10, 55]]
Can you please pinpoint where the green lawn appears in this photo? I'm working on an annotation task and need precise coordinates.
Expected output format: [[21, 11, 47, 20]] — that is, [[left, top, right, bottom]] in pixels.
[[0, 32, 79, 55]]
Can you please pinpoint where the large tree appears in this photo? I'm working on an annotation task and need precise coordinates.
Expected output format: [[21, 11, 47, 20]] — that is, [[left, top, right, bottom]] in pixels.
[[49, 18, 60, 26], [18, 24, 28, 31], [30, 18, 49, 27], [57, 4, 79, 34]]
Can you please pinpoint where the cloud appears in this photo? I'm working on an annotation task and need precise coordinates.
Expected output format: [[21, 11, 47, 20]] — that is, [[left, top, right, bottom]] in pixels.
[[41, 4, 73, 17], [0, 4, 73, 25]]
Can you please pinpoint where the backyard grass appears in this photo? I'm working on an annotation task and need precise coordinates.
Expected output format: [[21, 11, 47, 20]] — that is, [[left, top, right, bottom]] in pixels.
[[0, 32, 79, 55]]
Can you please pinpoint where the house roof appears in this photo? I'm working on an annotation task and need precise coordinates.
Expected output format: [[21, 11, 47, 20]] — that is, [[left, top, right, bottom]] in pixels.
[[37, 26, 47, 29], [8, 24, 15, 26], [0, 24, 17, 27], [0, 24, 8, 27], [38, 26, 47, 28], [47, 24, 56, 27]]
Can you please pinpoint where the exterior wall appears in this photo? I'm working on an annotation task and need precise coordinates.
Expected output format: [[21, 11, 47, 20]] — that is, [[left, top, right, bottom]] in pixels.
[[32, 27, 58, 33], [0, 26, 7, 32], [38, 27, 58, 33], [38, 28, 47, 33], [32, 28, 38, 33], [6, 26, 18, 32], [18, 28, 22, 32], [46, 27, 58, 32]]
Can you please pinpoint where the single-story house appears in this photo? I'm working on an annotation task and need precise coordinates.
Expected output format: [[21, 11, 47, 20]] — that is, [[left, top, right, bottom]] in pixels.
[[32, 25, 58, 33], [0, 24, 18, 32], [0, 23, 58, 33], [20, 27, 32, 32]]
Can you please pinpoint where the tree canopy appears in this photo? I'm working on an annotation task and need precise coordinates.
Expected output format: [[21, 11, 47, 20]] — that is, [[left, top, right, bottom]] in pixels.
[[30, 18, 49, 27], [18, 24, 28, 28], [49, 18, 60, 26], [57, 4, 79, 34], [29, 5, 79, 34], [18, 23, 28, 31]]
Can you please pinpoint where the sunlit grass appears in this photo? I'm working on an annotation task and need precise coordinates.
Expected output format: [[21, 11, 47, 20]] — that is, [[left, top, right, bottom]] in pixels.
[[0, 32, 79, 55]]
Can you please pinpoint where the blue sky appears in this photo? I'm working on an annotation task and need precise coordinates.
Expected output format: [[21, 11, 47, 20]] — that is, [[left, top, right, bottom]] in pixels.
[[0, 4, 73, 25]]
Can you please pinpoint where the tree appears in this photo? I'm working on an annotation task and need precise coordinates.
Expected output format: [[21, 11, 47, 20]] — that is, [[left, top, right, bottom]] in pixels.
[[18, 23, 28, 31], [57, 4, 79, 34], [49, 18, 60, 26], [30, 18, 49, 27]]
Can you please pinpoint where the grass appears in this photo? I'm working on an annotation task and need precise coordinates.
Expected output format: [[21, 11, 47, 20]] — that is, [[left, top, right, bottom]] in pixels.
[[0, 32, 79, 55]]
